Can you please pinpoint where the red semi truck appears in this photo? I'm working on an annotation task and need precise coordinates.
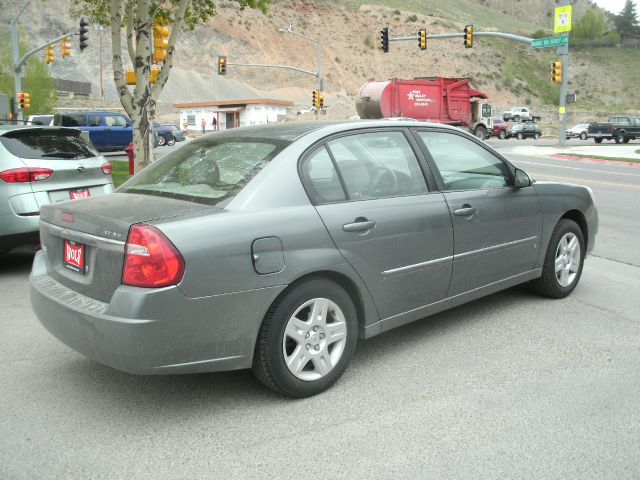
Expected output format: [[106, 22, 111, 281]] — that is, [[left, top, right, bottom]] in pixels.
[[356, 77, 493, 139]]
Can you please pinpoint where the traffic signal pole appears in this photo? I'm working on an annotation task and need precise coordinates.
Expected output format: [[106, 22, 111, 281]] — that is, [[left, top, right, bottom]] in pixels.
[[10, 1, 79, 121], [557, 0, 571, 147]]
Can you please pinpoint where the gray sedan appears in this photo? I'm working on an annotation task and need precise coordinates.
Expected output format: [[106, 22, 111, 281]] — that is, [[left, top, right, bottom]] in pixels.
[[30, 121, 598, 397]]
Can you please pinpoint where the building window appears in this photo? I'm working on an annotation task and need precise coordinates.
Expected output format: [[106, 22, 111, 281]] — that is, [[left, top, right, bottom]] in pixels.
[[187, 114, 196, 125]]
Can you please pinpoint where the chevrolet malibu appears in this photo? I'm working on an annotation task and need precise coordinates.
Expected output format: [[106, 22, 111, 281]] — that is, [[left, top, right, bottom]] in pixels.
[[30, 121, 598, 397]]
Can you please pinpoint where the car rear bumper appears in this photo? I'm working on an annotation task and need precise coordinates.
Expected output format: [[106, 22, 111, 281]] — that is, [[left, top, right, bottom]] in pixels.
[[30, 251, 285, 375]]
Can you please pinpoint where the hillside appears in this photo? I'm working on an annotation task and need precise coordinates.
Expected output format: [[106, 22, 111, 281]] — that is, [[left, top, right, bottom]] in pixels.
[[6, 0, 640, 122]]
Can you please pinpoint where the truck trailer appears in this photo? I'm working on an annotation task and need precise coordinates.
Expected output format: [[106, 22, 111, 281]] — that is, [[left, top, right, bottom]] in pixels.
[[356, 77, 493, 139]]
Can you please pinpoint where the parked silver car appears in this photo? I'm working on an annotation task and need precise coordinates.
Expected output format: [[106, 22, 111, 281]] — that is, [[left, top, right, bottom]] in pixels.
[[1, 126, 114, 252], [566, 123, 590, 140], [30, 121, 598, 397]]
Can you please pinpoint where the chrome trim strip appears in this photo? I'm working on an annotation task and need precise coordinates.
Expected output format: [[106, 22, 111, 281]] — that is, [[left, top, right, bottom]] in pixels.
[[154, 355, 246, 369], [456, 236, 538, 260], [382, 255, 453, 276], [41, 220, 125, 252]]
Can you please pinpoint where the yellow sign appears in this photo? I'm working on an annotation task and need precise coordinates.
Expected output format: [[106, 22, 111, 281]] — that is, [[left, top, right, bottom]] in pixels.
[[559, 106, 566, 114], [554, 6, 572, 33]]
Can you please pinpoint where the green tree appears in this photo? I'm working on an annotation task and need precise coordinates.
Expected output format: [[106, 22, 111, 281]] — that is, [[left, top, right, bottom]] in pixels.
[[70, 0, 271, 173], [0, 30, 57, 117], [614, 0, 640, 40], [573, 9, 608, 40]]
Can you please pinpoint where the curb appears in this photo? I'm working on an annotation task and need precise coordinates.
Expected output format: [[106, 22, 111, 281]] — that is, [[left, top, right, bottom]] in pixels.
[[551, 154, 640, 167]]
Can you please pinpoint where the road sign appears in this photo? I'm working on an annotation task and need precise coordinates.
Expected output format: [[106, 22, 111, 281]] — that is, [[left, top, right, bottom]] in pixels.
[[531, 35, 568, 49], [554, 6, 572, 33]]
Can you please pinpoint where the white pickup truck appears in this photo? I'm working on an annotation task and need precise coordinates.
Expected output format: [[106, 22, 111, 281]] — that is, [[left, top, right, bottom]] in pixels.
[[502, 107, 541, 123]]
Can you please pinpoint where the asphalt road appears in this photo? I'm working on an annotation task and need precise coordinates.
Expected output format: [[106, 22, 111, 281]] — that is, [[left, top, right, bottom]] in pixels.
[[1, 144, 639, 479]]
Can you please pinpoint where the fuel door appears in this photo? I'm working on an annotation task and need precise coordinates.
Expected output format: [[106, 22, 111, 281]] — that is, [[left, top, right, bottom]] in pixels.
[[252, 236, 284, 275]]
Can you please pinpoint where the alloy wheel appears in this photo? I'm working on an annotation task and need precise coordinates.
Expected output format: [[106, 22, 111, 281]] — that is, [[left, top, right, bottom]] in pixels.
[[555, 232, 581, 287], [282, 297, 347, 381]]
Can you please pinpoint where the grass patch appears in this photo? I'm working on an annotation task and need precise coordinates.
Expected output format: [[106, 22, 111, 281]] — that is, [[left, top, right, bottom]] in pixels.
[[110, 161, 131, 188], [558, 153, 640, 163]]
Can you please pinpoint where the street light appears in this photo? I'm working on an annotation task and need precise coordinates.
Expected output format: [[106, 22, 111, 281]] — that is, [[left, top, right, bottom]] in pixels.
[[278, 23, 322, 120]]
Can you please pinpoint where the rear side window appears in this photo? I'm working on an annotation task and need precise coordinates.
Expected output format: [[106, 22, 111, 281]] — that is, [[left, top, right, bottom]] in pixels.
[[119, 137, 289, 206], [57, 114, 87, 127], [0, 130, 99, 159], [88, 115, 102, 126]]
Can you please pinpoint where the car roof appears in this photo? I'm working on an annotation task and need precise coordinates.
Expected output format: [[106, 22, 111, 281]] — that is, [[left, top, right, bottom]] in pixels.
[[193, 120, 463, 143]]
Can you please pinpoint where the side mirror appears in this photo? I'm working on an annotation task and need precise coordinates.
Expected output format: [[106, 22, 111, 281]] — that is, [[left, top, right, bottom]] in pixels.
[[514, 168, 531, 188]]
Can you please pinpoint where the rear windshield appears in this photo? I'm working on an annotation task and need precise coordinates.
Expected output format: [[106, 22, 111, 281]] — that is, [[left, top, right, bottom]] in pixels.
[[0, 130, 99, 159], [118, 137, 289, 206]]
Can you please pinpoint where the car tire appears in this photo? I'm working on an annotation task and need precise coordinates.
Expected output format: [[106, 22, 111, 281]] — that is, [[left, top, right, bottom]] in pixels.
[[580, 132, 587, 140], [594, 138, 603, 144], [623, 137, 631, 144], [517, 132, 524, 140], [167, 136, 176, 146], [498, 130, 507, 140], [534, 133, 540, 140], [531, 219, 585, 299], [474, 126, 487, 140], [252, 277, 358, 397], [514, 116, 520, 122], [157, 134, 166, 146]]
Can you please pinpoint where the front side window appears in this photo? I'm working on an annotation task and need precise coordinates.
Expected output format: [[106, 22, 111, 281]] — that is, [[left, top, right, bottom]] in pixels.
[[88, 115, 102, 127], [325, 131, 428, 200], [105, 115, 128, 127], [418, 131, 511, 191], [118, 137, 289, 206]]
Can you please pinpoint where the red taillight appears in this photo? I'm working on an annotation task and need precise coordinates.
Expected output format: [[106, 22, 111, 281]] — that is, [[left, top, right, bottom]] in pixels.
[[122, 224, 185, 288], [101, 162, 112, 175], [0, 167, 53, 183]]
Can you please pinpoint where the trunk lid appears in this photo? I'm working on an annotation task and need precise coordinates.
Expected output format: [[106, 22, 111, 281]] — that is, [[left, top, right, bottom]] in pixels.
[[39, 193, 216, 302]]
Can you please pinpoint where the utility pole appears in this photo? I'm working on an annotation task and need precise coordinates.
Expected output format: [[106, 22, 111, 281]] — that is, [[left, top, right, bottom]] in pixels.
[[95, 24, 104, 101]]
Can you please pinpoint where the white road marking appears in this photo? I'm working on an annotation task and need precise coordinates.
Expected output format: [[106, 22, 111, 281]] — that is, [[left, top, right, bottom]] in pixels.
[[514, 160, 640, 178]]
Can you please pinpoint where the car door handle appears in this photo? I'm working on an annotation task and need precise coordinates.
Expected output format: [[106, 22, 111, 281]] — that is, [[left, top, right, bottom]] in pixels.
[[453, 205, 477, 217], [343, 219, 376, 232]]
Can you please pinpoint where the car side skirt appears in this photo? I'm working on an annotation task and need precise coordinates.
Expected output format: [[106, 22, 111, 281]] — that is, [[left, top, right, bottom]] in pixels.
[[364, 268, 542, 338]]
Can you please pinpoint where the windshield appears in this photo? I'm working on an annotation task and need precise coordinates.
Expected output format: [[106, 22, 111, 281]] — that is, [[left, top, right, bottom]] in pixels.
[[0, 129, 99, 159], [118, 137, 289, 206]]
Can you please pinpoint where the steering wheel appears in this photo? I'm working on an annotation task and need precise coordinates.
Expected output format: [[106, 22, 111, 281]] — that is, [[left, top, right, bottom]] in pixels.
[[367, 167, 398, 197]]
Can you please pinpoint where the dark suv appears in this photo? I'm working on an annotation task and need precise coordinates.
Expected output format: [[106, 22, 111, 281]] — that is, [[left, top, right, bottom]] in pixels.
[[507, 122, 541, 140], [53, 111, 132, 151]]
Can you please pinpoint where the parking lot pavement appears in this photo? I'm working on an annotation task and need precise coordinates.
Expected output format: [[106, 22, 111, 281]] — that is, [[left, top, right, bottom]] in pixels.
[[1, 251, 639, 479]]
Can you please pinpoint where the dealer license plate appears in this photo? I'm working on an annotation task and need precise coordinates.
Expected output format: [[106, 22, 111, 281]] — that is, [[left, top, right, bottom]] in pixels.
[[69, 188, 90, 199], [63, 240, 85, 273]]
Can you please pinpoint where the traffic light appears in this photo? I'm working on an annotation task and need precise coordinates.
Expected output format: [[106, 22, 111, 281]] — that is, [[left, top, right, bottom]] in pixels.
[[464, 25, 473, 48], [125, 69, 136, 85], [153, 20, 169, 63], [217, 56, 227, 75], [18, 91, 30, 110], [551, 61, 562, 83], [312, 89, 318, 108], [45, 45, 55, 64], [150, 65, 160, 84], [60, 37, 72, 57], [419, 29, 426, 50], [79, 18, 89, 51], [319, 92, 324, 109], [380, 27, 389, 53]]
